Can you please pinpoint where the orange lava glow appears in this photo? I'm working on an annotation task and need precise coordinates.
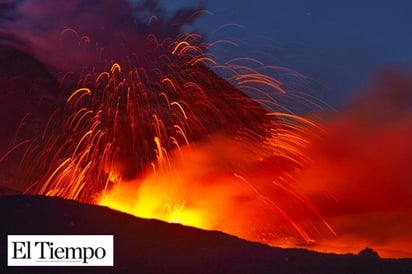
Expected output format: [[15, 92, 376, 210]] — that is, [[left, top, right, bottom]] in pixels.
[[98, 131, 332, 246], [97, 73, 412, 259]]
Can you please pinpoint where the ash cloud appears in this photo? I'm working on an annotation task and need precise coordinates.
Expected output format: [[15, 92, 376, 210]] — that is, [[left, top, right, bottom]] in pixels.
[[0, 0, 202, 73]]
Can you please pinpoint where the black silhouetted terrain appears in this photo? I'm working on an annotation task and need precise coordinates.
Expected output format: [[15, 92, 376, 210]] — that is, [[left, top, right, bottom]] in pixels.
[[0, 195, 411, 274]]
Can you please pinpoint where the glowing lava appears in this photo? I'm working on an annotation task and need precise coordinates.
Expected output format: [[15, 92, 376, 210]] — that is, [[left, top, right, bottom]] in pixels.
[[98, 131, 333, 246], [19, 28, 334, 250]]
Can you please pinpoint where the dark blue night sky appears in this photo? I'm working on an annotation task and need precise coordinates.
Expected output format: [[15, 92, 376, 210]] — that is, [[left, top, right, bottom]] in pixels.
[[161, 0, 412, 108]]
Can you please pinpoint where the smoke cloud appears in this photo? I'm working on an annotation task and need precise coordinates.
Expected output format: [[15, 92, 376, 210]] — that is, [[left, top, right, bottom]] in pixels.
[[297, 70, 412, 257]]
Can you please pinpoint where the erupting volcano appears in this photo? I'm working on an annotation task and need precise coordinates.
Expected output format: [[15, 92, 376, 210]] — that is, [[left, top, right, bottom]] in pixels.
[[1, 0, 412, 264]]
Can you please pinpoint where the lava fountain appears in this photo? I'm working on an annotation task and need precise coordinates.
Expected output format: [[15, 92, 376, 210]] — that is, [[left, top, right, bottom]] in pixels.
[[20, 26, 331, 247], [1, 0, 411, 258]]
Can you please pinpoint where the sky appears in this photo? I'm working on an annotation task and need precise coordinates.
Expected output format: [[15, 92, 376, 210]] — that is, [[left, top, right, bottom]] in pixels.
[[160, 0, 412, 108]]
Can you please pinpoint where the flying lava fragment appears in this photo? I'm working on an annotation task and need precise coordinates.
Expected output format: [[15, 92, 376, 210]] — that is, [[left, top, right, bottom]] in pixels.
[[0, 0, 411, 258]]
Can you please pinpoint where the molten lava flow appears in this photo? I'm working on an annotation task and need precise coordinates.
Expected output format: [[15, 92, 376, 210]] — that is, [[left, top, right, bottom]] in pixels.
[[98, 130, 333, 246]]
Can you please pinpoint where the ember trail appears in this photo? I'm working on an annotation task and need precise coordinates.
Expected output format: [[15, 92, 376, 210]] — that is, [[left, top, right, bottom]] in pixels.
[[3, 0, 333, 251]]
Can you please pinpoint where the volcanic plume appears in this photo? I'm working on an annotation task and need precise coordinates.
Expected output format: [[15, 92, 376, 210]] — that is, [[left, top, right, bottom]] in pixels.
[[0, 0, 411, 259]]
